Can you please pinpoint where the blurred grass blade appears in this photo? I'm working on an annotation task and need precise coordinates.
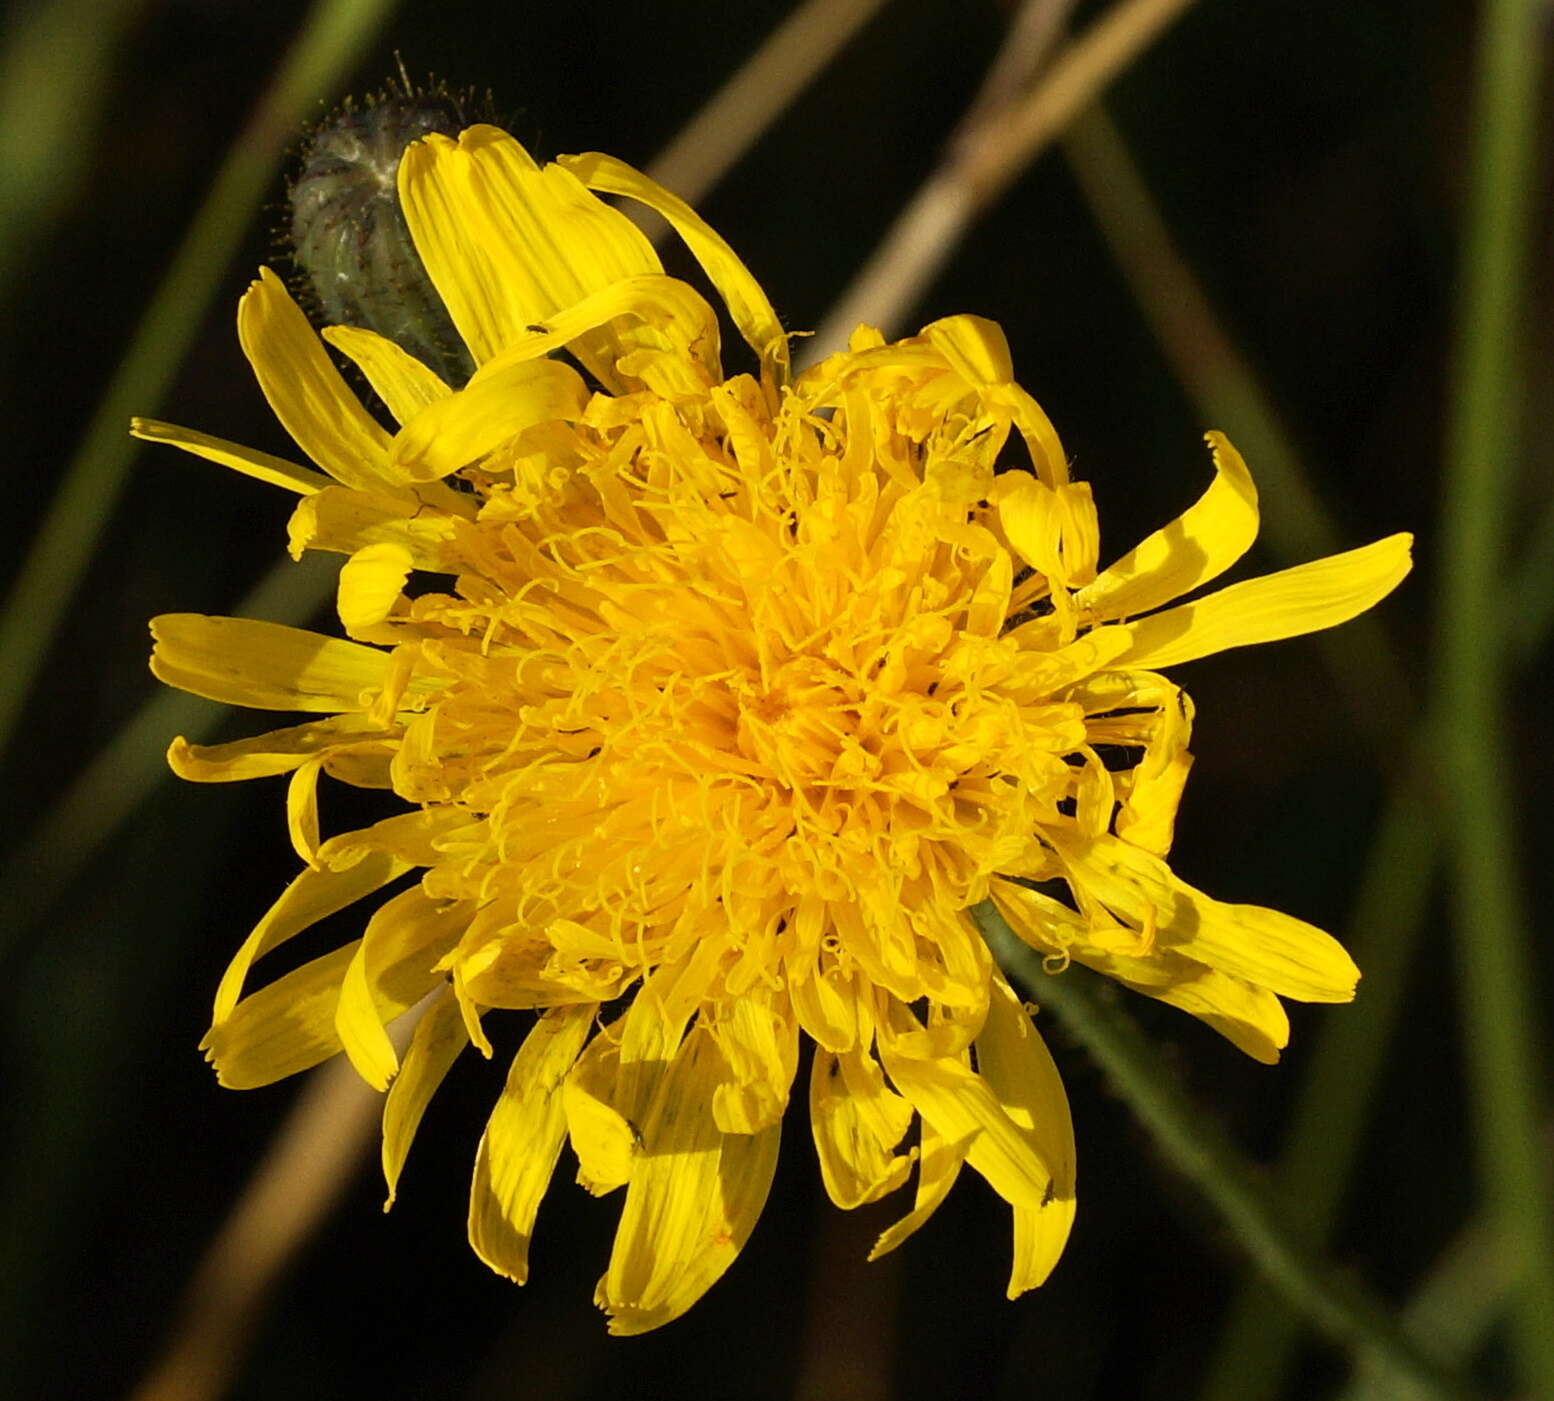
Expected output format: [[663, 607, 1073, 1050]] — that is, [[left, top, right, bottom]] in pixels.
[[0, 0, 401, 760], [643, 0, 891, 208], [129, 1011, 424, 1401], [1435, 0, 1554, 1394], [1337, 1125, 1554, 1401], [806, 0, 1201, 361], [0, 0, 149, 293]]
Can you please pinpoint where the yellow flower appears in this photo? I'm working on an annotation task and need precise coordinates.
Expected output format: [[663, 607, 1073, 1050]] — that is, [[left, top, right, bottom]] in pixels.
[[140, 125, 1411, 1333]]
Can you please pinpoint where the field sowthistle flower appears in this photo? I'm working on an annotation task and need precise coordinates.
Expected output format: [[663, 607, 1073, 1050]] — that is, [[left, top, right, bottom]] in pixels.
[[140, 122, 1410, 1332]]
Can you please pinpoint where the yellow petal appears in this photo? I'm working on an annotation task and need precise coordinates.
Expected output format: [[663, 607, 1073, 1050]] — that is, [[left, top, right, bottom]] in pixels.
[[334, 886, 469, 1090], [468, 1003, 595, 1282], [560, 151, 789, 387], [236, 268, 392, 488], [285, 755, 323, 865], [1080, 432, 1258, 622], [211, 850, 410, 1023], [1118, 961, 1289, 1064], [382, 986, 468, 1206], [1113, 685, 1195, 857], [1064, 834, 1360, 1002], [708, 990, 799, 1134], [993, 471, 1095, 593], [808, 1046, 914, 1208], [598, 1025, 781, 1335], [338, 542, 414, 636], [168, 714, 393, 782], [151, 614, 392, 712], [468, 273, 724, 392], [321, 324, 450, 425], [398, 126, 661, 384], [315, 807, 473, 870], [1115, 533, 1414, 670], [201, 942, 356, 1089], [388, 358, 588, 481], [976, 975, 1074, 1197], [975, 976, 1076, 1294], [991, 877, 1290, 1062], [923, 314, 1015, 386], [786, 959, 861, 1053], [563, 1029, 637, 1195], [130, 417, 331, 495], [1010, 1194, 1077, 1299], [287, 484, 463, 568], [877, 1007, 1055, 1212], [868, 1121, 971, 1259]]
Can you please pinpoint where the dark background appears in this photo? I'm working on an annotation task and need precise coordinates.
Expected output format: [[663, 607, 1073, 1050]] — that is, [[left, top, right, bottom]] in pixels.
[[1, 1, 1545, 1398]]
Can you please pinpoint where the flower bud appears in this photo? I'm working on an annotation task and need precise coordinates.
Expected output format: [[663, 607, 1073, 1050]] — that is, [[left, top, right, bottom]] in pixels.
[[288, 78, 488, 386]]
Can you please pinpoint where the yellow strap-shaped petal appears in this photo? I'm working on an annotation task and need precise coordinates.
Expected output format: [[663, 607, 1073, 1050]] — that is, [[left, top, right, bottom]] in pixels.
[[561, 150, 789, 387], [338, 542, 414, 636], [168, 714, 393, 782], [151, 614, 392, 712], [285, 755, 324, 865], [1081, 432, 1259, 622], [1063, 833, 1360, 1002], [287, 484, 464, 568], [975, 975, 1075, 1197], [599, 1024, 781, 1335], [709, 990, 799, 1134], [383, 987, 468, 1206], [236, 268, 393, 488], [563, 1029, 636, 1195], [321, 325, 450, 426], [468, 273, 723, 391], [868, 1121, 972, 1259], [131, 417, 330, 495], [991, 877, 1290, 1062], [388, 357, 588, 481], [975, 975, 1076, 1295], [335, 887, 469, 1090], [468, 1003, 595, 1282], [878, 1008, 1056, 1212], [201, 942, 356, 1089], [1010, 1193, 1077, 1299], [398, 126, 662, 385], [808, 1046, 915, 1209], [211, 850, 410, 1023], [1113, 684, 1195, 857], [315, 806, 473, 871], [1115, 532, 1414, 670], [923, 314, 1015, 386]]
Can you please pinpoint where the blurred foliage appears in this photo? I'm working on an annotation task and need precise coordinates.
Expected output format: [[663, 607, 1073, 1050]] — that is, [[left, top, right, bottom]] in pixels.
[[0, 2, 1547, 1400]]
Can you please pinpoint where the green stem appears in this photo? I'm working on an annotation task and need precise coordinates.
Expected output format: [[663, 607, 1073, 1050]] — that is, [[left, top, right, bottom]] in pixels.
[[0, 0, 399, 760], [972, 903, 1484, 1401], [1435, 1, 1554, 1395]]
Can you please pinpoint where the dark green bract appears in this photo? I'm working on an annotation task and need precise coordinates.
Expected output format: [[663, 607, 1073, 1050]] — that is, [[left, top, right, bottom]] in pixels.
[[289, 83, 483, 387]]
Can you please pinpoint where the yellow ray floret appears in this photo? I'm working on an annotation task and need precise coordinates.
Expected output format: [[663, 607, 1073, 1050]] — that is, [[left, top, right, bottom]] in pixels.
[[142, 122, 1412, 1331]]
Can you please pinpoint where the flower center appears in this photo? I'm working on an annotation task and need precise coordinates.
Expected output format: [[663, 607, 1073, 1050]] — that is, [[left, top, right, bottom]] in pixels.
[[733, 657, 865, 789]]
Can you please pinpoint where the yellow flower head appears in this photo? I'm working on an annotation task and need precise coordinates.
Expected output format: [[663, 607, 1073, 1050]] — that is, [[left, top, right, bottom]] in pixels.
[[141, 125, 1411, 1333]]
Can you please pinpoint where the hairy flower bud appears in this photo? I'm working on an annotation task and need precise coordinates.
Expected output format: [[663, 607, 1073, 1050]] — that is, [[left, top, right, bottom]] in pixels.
[[288, 78, 487, 386]]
